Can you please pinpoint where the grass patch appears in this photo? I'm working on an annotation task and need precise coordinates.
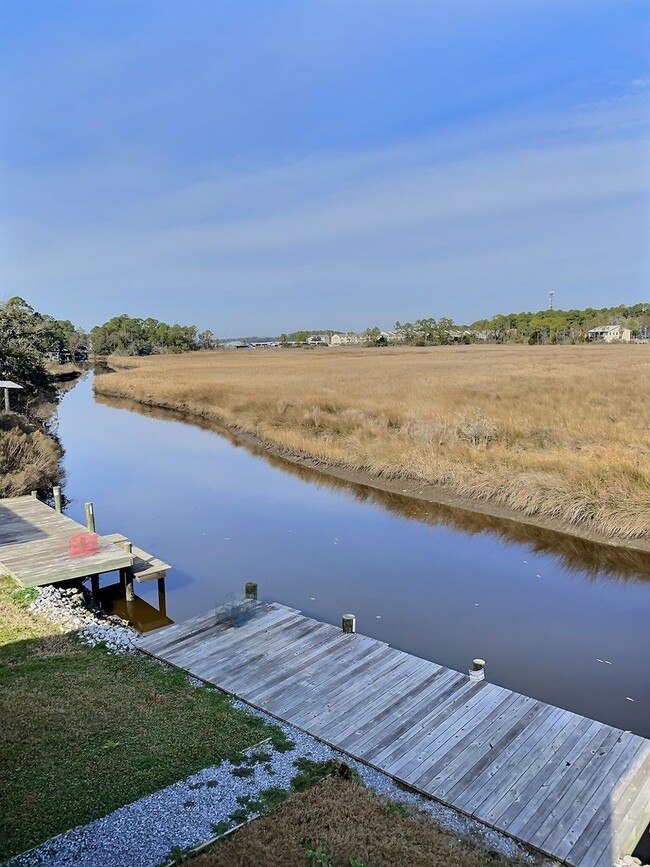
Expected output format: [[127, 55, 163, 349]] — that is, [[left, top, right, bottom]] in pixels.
[[0, 575, 286, 861], [188, 775, 529, 866]]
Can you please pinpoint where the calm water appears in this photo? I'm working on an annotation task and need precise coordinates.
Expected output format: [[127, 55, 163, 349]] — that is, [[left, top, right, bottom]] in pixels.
[[57, 376, 650, 737]]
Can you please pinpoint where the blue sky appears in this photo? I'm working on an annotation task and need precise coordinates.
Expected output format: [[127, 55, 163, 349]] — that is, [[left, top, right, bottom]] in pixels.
[[1, 1, 648, 333]]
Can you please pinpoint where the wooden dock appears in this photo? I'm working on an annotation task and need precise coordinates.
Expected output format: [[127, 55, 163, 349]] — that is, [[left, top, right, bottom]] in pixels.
[[138, 601, 650, 867], [0, 495, 169, 588]]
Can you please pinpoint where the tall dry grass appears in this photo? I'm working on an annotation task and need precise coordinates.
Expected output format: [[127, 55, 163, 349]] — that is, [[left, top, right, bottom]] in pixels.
[[0, 413, 62, 497], [94, 345, 650, 542]]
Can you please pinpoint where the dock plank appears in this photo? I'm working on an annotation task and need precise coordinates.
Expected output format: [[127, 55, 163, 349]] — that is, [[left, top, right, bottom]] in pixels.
[[137, 601, 650, 866]]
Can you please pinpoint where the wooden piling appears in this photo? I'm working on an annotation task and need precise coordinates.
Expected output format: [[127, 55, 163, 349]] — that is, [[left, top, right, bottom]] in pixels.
[[53, 486, 62, 513], [122, 542, 135, 600], [3, 387, 9, 413], [245, 581, 258, 600], [157, 576, 167, 617], [90, 574, 100, 601], [469, 658, 486, 682], [30, 490, 38, 499], [342, 613, 356, 634], [84, 502, 96, 533]]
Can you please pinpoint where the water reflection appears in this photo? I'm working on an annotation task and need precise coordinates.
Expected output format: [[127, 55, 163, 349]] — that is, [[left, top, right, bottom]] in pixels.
[[98, 575, 173, 632]]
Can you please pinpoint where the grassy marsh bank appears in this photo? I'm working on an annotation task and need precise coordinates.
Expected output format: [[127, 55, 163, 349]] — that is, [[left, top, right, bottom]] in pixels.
[[94, 345, 650, 545], [0, 576, 286, 861]]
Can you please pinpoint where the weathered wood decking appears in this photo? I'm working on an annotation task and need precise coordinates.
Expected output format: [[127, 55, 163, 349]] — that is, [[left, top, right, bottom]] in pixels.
[[138, 601, 650, 867], [0, 495, 169, 587]]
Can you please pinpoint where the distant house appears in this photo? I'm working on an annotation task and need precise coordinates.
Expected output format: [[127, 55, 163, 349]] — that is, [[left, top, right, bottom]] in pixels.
[[587, 325, 632, 343], [331, 332, 361, 346], [223, 340, 251, 349], [306, 333, 331, 346]]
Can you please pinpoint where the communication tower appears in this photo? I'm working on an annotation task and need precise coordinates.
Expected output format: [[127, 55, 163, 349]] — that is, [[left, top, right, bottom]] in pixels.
[[548, 290, 555, 310]]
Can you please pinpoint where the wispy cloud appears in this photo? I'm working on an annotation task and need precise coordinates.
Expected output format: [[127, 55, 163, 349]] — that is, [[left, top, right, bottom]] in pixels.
[[2, 85, 648, 331]]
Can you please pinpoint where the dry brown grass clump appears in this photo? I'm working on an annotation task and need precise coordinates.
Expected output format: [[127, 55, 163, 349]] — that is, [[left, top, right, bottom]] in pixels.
[[191, 775, 528, 866], [94, 345, 650, 542], [0, 413, 62, 497]]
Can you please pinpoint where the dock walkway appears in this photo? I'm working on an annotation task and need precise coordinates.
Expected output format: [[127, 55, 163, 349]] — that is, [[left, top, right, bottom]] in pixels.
[[0, 495, 169, 587], [138, 601, 650, 867]]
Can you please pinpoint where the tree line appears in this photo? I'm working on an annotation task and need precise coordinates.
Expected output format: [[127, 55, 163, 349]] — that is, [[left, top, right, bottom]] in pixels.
[[468, 302, 649, 343], [90, 315, 218, 356], [389, 303, 649, 345]]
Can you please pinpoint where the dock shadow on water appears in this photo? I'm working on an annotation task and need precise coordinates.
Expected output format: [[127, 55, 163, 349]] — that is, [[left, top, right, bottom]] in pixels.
[[54, 379, 650, 738]]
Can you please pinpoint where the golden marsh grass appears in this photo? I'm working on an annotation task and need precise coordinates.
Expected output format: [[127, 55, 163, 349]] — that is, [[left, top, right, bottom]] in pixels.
[[94, 345, 650, 542]]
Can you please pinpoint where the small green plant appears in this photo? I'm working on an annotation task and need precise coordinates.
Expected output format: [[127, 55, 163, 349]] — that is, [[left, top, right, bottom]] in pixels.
[[188, 781, 203, 790], [269, 729, 295, 752], [228, 807, 249, 824], [246, 748, 273, 765], [349, 859, 366, 867], [385, 800, 409, 818], [182, 798, 195, 808], [306, 844, 333, 866], [162, 845, 192, 865], [231, 765, 255, 778], [11, 588, 38, 607], [292, 758, 360, 792], [210, 819, 230, 837], [205, 779, 219, 788], [258, 785, 288, 811]]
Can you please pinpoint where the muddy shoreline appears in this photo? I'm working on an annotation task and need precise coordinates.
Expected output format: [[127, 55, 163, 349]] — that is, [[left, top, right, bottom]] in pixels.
[[93, 382, 650, 561]]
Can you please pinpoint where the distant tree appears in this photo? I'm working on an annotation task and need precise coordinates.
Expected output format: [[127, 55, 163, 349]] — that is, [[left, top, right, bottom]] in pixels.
[[363, 326, 381, 344], [198, 329, 218, 350], [91, 314, 203, 355], [0, 297, 56, 408]]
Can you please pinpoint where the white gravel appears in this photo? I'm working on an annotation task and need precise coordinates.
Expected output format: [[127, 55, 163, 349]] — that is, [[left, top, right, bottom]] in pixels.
[[11, 586, 556, 867]]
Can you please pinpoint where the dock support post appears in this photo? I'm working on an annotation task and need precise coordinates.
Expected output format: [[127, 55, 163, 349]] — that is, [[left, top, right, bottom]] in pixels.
[[53, 486, 62, 513], [245, 581, 258, 600], [157, 576, 167, 616], [30, 490, 38, 499], [90, 574, 100, 602], [84, 502, 96, 533], [3, 387, 9, 413], [122, 542, 135, 601], [469, 658, 486, 682], [342, 613, 356, 634]]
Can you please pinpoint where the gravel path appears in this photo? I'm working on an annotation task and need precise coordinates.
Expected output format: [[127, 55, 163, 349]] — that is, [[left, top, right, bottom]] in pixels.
[[9, 586, 555, 867]]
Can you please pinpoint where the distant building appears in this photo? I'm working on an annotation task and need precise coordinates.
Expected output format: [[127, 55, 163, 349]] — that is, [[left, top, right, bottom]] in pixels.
[[306, 333, 331, 346], [587, 325, 632, 343], [330, 332, 361, 346], [223, 340, 251, 349]]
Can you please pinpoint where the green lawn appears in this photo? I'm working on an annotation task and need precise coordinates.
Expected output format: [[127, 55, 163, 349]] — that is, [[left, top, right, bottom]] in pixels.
[[0, 576, 289, 861]]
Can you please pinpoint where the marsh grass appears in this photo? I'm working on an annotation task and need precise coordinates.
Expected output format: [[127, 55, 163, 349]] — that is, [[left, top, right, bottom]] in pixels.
[[94, 345, 650, 541]]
